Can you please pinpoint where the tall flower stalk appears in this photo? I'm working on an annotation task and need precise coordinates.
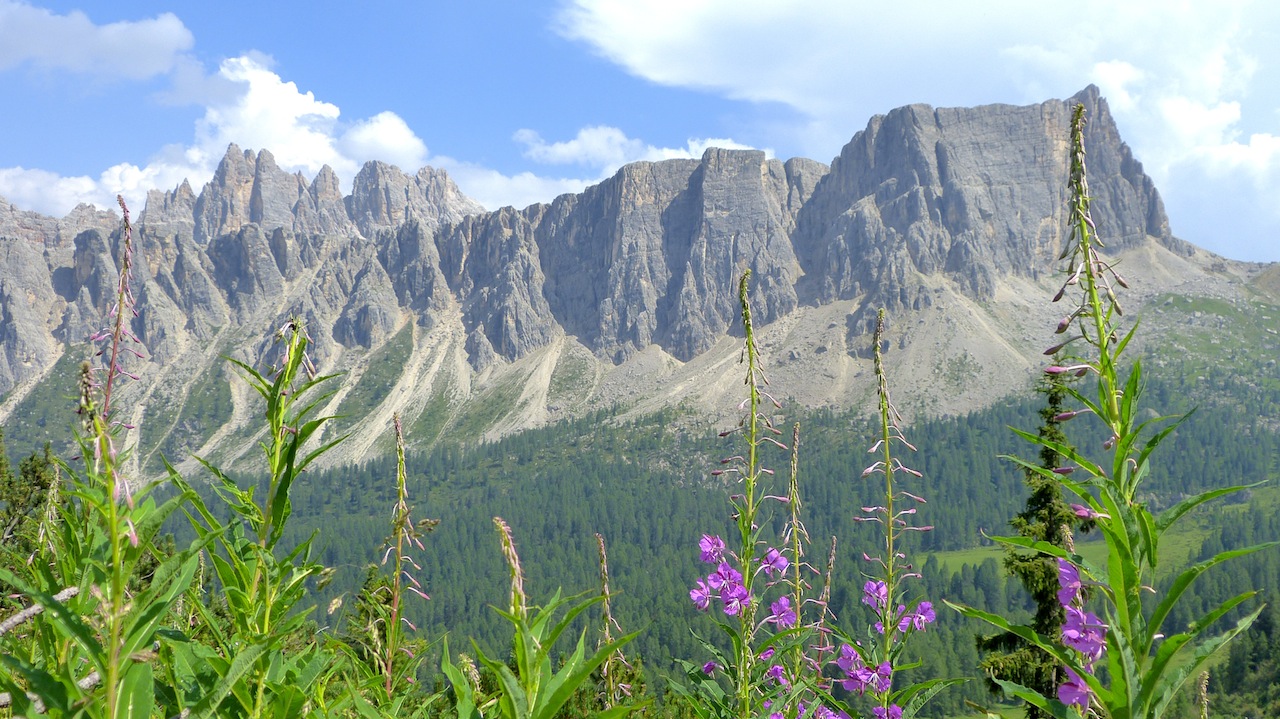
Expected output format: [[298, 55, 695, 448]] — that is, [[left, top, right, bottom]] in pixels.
[[681, 271, 831, 719], [335, 414, 437, 717], [952, 103, 1279, 719], [831, 310, 952, 719]]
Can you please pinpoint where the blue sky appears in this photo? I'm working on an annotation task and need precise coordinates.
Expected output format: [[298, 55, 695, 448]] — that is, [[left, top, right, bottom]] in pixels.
[[1, 1, 1278, 262]]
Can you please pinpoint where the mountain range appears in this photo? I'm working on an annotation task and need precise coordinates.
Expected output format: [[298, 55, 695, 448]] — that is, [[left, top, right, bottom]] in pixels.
[[0, 85, 1275, 475]]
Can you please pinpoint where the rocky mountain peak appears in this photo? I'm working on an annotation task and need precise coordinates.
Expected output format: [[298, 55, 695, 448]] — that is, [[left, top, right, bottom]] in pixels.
[[346, 160, 486, 237], [792, 84, 1181, 334]]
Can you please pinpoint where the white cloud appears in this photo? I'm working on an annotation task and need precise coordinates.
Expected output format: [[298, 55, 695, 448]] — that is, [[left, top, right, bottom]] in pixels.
[[0, 54, 435, 216], [514, 125, 762, 169], [1092, 60, 1144, 114], [339, 112, 429, 173], [433, 158, 595, 211], [515, 126, 648, 167], [0, 167, 98, 215], [472, 125, 765, 210], [194, 55, 344, 175], [0, 1, 192, 80]]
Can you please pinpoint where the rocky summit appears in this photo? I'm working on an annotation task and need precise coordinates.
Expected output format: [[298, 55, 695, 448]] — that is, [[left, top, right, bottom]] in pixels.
[[0, 86, 1272, 474]]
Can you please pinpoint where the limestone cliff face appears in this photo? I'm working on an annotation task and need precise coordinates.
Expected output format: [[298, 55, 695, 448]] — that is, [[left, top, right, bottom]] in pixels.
[[793, 86, 1176, 334], [534, 152, 826, 362], [0, 88, 1222, 465]]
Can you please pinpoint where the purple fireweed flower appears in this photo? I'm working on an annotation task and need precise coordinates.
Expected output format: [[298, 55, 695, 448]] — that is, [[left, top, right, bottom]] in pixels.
[[836, 645, 881, 694], [1062, 606, 1108, 664], [690, 579, 711, 610], [1057, 559, 1081, 606], [699, 534, 726, 563], [1071, 503, 1109, 520], [721, 584, 750, 616], [702, 661, 717, 675], [845, 665, 876, 694], [872, 661, 893, 693], [770, 714, 784, 719], [768, 596, 797, 628], [761, 547, 789, 576], [836, 644, 860, 674], [758, 647, 775, 661], [1058, 667, 1093, 712], [765, 664, 787, 686], [871, 706, 902, 719], [897, 601, 936, 632], [1045, 364, 1092, 375], [706, 562, 743, 591], [862, 580, 888, 610]]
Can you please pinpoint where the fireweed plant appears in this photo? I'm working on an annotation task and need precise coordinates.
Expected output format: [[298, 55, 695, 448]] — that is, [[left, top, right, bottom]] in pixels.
[[172, 318, 350, 718], [950, 104, 1279, 718], [331, 413, 439, 718], [677, 271, 836, 719], [442, 518, 644, 719], [828, 310, 960, 719], [0, 197, 209, 718]]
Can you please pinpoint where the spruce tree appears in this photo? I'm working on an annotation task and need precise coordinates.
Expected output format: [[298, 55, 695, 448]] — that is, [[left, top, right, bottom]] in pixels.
[[976, 372, 1086, 718]]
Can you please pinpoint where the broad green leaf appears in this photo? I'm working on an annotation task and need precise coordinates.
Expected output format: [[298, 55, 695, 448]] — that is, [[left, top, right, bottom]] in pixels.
[[1138, 590, 1257, 711], [1151, 604, 1264, 718], [116, 662, 155, 719], [441, 639, 483, 719], [536, 629, 641, 719]]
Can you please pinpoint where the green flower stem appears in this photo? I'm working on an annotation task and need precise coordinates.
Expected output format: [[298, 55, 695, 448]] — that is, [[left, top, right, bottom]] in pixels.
[[735, 270, 762, 719], [872, 309, 897, 712], [788, 422, 805, 681]]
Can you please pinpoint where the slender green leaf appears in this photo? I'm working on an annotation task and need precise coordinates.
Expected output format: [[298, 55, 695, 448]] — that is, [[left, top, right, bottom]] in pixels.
[[989, 678, 1077, 719], [1147, 542, 1279, 646], [1156, 482, 1265, 533], [0, 655, 69, 714], [898, 677, 967, 719]]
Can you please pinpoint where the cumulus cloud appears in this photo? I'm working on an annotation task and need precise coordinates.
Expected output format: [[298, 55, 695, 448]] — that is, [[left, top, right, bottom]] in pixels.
[[338, 112, 429, 173], [0, 54, 436, 216], [557, 0, 1280, 259], [0, 1, 192, 80]]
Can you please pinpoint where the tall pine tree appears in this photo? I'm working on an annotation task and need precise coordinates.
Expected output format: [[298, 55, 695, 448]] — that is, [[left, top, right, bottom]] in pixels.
[[976, 372, 1087, 718]]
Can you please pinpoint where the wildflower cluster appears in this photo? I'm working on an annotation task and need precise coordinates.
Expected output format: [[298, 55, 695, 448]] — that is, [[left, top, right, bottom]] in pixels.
[[690, 535, 793, 623]]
